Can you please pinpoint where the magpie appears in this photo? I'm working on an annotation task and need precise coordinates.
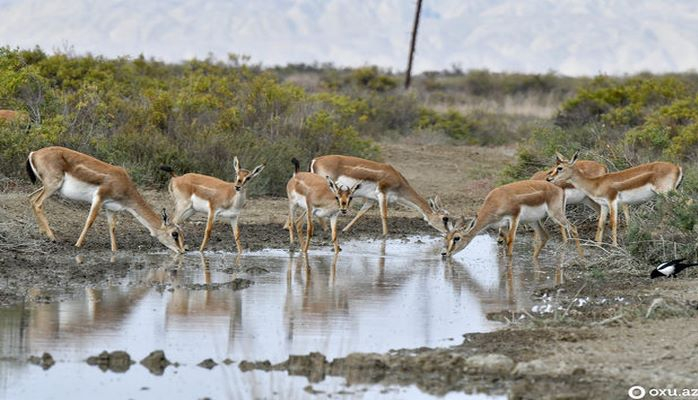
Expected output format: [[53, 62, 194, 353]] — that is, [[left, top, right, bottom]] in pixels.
[[650, 258, 698, 279]]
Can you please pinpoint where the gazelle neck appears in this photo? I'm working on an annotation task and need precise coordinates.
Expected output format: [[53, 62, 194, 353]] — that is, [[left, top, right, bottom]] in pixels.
[[569, 168, 602, 197], [124, 190, 164, 236], [396, 185, 434, 219]]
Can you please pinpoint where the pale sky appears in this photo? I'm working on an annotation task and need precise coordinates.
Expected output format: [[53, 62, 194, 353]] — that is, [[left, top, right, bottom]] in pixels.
[[1, 0, 698, 75]]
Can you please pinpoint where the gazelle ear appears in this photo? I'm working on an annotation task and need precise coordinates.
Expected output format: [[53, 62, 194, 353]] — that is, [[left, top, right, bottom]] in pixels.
[[326, 176, 339, 194], [233, 156, 240, 174], [350, 180, 362, 193], [555, 152, 566, 164], [570, 150, 580, 165], [250, 164, 265, 179], [161, 208, 169, 225], [429, 197, 438, 212]]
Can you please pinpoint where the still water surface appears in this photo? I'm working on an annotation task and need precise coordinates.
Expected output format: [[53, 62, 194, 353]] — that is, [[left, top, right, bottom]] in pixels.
[[0, 235, 571, 399]]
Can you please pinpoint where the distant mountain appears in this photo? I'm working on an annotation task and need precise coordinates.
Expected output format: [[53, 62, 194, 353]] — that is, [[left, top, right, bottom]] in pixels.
[[1, 0, 697, 75]]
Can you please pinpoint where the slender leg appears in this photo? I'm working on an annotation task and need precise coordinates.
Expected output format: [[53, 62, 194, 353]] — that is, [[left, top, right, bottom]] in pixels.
[[303, 203, 313, 253], [342, 200, 374, 233], [295, 209, 306, 251], [531, 221, 549, 259], [609, 201, 619, 246], [330, 214, 340, 253], [30, 184, 60, 241], [559, 224, 568, 242], [595, 205, 608, 243], [231, 216, 242, 253], [288, 202, 296, 245], [106, 211, 118, 252], [75, 195, 105, 248], [199, 205, 215, 252], [621, 203, 630, 230], [378, 193, 388, 236], [549, 210, 584, 257], [505, 215, 520, 257]]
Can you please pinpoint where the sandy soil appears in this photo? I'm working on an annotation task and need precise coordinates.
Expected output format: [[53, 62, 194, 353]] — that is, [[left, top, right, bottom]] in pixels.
[[2, 142, 697, 398]]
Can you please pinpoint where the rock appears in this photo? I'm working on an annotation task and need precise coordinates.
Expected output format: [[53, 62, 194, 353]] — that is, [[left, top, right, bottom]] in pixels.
[[512, 359, 568, 377], [222, 358, 234, 365], [244, 267, 270, 275], [198, 358, 218, 369], [464, 354, 514, 375], [140, 350, 172, 376], [86, 350, 133, 373], [238, 360, 272, 372], [28, 352, 55, 370]]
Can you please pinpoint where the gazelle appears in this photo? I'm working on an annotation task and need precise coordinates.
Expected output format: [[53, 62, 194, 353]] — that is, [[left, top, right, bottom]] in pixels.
[[310, 155, 449, 235], [442, 180, 583, 259], [548, 151, 682, 246], [530, 159, 609, 241], [25, 146, 184, 253], [160, 157, 265, 253], [287, 158, 361, 253]]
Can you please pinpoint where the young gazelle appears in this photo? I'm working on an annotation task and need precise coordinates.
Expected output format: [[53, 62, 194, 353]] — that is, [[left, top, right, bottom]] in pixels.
[[442, 180, 583, 259], [287, 158, 361, 253], [160, 157, 265, 252], [26, 146, 184, 253], [310, 155, 449, 236], [548, 151, 682, 246]]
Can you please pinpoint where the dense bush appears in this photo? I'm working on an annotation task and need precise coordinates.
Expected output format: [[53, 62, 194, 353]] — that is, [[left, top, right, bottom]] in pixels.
[[0, 47, 378, 195]]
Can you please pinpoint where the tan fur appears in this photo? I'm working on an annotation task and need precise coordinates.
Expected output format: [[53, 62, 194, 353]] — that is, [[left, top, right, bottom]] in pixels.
[[443, 180, 583, 259], [549, 152, 682, 246], [165, 157, 264, 253], [286, 171, 360, 253], [311, 155, 449, 235], [27, 146, 183, 253], [0, 110, 20, 121]]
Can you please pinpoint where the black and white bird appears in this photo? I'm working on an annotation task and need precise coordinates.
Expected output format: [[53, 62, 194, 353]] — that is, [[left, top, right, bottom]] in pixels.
[[650, 258, 698, 279]]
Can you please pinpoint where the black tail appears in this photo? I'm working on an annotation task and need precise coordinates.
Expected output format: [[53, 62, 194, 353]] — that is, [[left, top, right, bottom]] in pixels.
[[291, 158, 300, 174], [159, 165, 177, 177], [26, 158, 36, 184]]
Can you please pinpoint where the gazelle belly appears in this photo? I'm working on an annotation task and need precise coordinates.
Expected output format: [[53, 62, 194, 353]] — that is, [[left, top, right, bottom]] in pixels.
[[313, 207, 338, 219], [290, 192, 308, 210], [60, 174, 99, 203], [564, 188, 587, 205], [618, 186, 655, 205], [191, 194, 211, 213], [519, 204, 548, 223]]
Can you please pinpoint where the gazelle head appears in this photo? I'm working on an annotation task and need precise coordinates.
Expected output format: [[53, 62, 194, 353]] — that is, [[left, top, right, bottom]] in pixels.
[[428, 196, 450, 234], [441, 216, 476, 258], [547, 151, 579, 185], [233, 156, 265, 192], [326, 177, 362, 215], [157, 208, 185, 254]]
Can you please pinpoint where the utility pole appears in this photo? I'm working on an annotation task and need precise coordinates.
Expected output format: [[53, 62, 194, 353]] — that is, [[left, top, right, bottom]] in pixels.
[[405, 0, 423, 89]]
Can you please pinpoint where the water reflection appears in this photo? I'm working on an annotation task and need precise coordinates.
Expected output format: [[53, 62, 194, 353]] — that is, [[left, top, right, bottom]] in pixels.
[[0, 235, 572, 399]]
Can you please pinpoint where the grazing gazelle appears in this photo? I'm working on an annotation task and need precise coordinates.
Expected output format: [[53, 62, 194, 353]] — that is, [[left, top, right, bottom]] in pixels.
[[310, 155, 449, 235], [442, 180, 583, 259], [287, 158, 361, 253], [25, 146, 184, 253], [548, 151, 682, 246], [160, 157, 265, 253]]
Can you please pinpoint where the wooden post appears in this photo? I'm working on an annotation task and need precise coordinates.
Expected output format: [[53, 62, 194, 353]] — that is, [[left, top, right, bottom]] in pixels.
[[405, 0, 423, 89]]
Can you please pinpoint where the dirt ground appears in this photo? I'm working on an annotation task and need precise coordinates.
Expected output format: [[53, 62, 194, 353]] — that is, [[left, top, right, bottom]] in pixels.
[[2, 142, 697, 398]]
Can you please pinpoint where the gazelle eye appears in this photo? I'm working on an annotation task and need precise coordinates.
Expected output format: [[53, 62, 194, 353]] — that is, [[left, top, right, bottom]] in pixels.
[[556, 166, 563, 171], [172, 232, 179, 239], [453, 236, 461, 242], [349, 196, 353, 201]]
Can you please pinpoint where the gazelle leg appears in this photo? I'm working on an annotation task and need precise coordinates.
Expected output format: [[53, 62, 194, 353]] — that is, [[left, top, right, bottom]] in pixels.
[[559, 224, 568, 242], [199, 205, 215, 252], [621, 203, 630, 230], [30, 183, 60, 241], [330, 214, 340, 253], [75, 195, 104, 248], [303, 203, 313, 253], [106, 211, 118, 252], [231, 216, 242, 253], [505, 216, 520, 257], [532, 221, 549, 259], [595, 205, 608, 243], [342, 200, 374, 233], [288, 203, 296, 245], [548, 209, 584, 257], [378, 193, 388, 236], [609, 201, 619, 246]]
